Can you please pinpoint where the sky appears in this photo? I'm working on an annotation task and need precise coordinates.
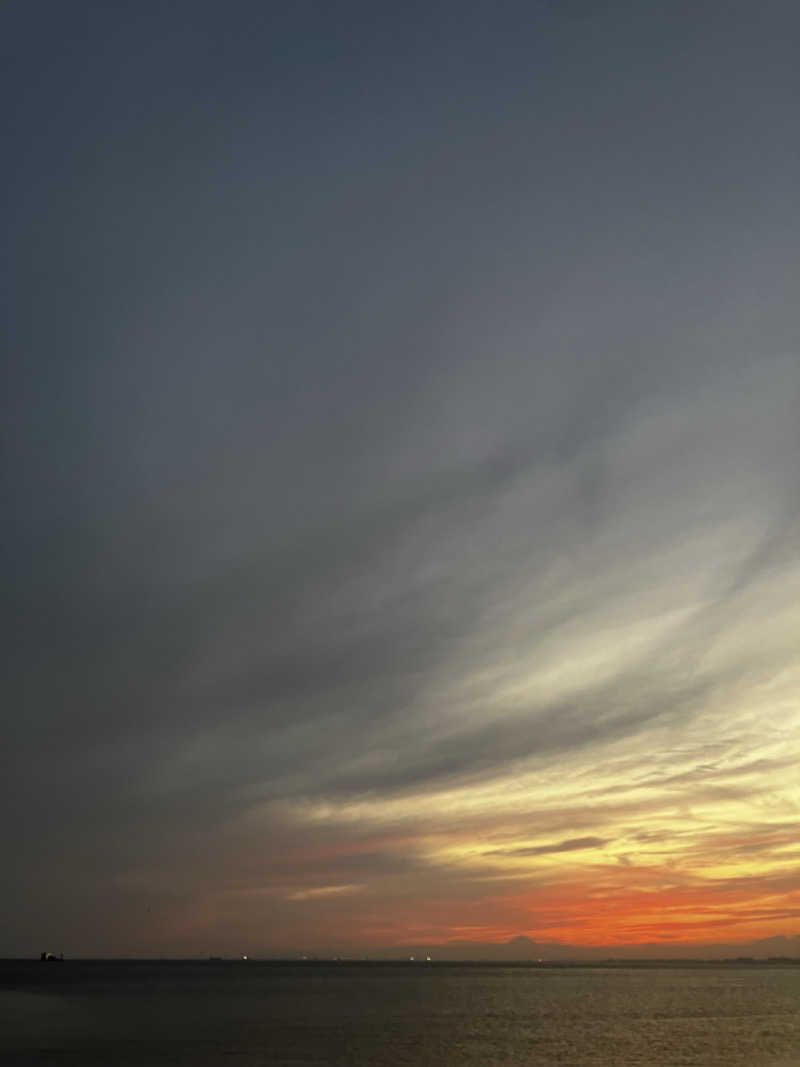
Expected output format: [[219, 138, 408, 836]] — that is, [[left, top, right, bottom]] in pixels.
[[2, 0, 800, 959]]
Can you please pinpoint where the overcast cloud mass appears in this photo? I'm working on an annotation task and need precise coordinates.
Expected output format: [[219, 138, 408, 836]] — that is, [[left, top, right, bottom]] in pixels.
[[2, 0, 800, 958]]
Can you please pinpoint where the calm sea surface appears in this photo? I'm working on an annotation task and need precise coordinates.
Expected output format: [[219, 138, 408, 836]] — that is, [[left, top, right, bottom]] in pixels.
[[2, 960, 800, 1065]]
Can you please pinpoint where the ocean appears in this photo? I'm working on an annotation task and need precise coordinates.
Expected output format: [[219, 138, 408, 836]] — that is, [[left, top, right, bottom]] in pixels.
[[2, 960, 800, 1065]]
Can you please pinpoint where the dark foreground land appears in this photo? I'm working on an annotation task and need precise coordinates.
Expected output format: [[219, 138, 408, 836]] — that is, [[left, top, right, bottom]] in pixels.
[[2, 958, 800, 1065]]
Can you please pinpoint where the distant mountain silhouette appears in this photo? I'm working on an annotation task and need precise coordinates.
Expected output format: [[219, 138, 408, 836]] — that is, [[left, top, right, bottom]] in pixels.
[[354, 933, 800, 962]]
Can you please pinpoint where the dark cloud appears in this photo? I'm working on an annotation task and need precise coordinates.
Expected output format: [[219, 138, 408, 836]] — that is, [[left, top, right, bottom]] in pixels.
[[485, 837, 609, 857]]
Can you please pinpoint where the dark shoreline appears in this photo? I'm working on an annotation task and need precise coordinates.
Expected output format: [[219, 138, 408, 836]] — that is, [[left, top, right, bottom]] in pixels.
[[3, 955, 800, 974]]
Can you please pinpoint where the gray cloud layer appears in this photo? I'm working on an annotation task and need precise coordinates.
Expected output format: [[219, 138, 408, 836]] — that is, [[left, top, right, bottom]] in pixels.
[[3, 0, 799, 955]]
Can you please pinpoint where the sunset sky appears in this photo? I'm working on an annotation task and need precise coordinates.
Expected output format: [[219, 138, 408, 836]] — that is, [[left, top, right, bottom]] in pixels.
[[3, 0, 800, 958]]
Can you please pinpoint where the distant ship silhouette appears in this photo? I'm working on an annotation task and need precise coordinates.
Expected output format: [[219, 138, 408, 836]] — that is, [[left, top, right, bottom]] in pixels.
[[39, 952, 63, 961]]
